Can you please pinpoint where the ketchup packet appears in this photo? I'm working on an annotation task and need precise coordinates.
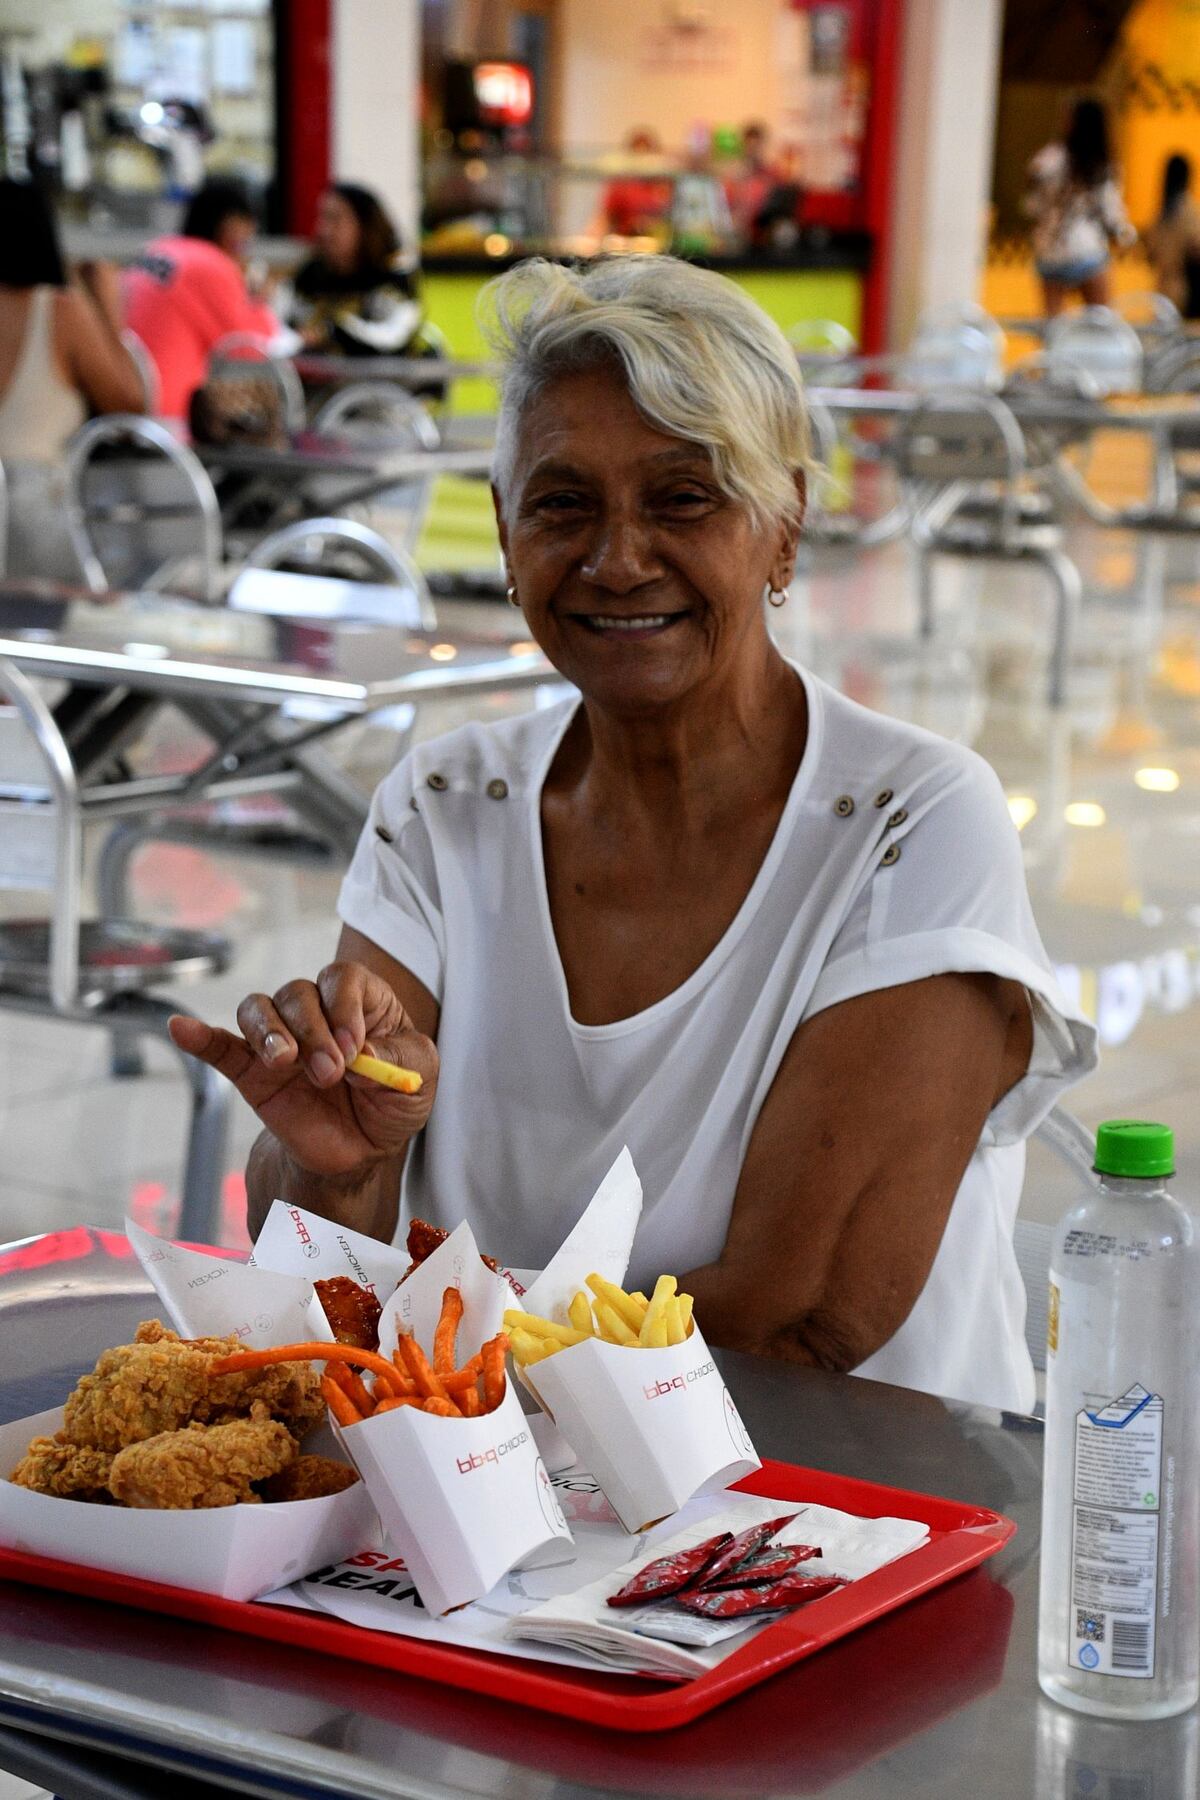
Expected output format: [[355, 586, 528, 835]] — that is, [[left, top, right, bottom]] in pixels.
[[700, 1542, 821, 1590], [688, 1515, 797, 1590], [677, 1571, 846, 1619], [606, 1530, 732, 1608]]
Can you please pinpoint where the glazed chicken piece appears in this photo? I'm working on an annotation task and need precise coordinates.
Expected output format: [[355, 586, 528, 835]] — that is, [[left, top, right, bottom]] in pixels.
[[62, 1321, 324, 1452], [9, 1436, 113, 1502], [108, 1410, 297, 1509], [258, 1454, 360, 1503]]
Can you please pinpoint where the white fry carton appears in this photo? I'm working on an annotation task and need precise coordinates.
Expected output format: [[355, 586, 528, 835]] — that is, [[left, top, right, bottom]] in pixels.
[[0, 1407, 377, 1602], [125, 1217, 333, 1348], [249, 1201, 411, 1295], [528, 1328, 761, 1532], [509, 1148, 761, 1531], [337, 1221, 575, 1616]]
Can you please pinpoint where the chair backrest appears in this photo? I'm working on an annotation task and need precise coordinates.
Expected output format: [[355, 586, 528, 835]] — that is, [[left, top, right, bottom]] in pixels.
[[901, 322, 1004, 394], [207, 333, 307, 432], [1113, 289, 1182, 336], [1003, 352, 1102, 469], [894, 392, 1026, 485], [1146, 340, 1200, 395], [236, 516, 436, 627], [312, 381, 441, 449], [121, 329, 161, 415], [64, 415, 224, 603], [1044, 306, 1143, 397], [789, 318, 860, 386]]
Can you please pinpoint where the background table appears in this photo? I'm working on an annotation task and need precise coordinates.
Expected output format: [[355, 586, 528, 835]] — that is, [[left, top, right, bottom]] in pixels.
[[0, 1230, 1192, 1799]]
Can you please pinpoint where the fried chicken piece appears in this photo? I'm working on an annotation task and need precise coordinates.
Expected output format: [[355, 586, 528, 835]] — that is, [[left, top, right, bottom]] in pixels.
[[108, 1411, 297, 1509], [314, 1276, 382, 1350], [404, 1218, 500, 1279], [10, 1436, 113, 1503], [62, 1321, 324, 1452], [258, 1454, 360, 1503]]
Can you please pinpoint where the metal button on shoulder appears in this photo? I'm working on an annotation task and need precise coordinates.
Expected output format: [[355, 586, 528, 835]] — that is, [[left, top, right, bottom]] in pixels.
[[374, 824, 394, 844], [881, 843, 901, 866], [888, 808, 908, 828], [874, 789, 894, 809], [426, 772, 449, 792], [486, 778, 509, 800], [834, 795, 855, 818]]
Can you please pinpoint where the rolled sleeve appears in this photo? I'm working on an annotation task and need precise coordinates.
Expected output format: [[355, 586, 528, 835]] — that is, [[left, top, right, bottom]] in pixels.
[[337, 772, 445, 1002]]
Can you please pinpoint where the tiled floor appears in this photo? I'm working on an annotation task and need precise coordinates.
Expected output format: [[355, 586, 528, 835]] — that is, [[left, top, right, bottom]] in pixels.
[[1, 508, 1198, 1255]]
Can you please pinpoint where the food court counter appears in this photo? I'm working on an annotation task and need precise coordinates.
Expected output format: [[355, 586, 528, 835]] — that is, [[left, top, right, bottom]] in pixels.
[[0, 1228, 1194, 1799]]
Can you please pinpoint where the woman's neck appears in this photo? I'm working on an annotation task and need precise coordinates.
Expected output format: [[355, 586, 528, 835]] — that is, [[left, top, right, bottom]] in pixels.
[[561, 642, 807, 824]]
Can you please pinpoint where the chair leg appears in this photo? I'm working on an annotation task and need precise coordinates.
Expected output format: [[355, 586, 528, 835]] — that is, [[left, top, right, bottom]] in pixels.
[[107, 993, 231, 1246], [1030, 545, 1083, 708], [916, 542, 937, 638], [97, 822, 151, 1078]]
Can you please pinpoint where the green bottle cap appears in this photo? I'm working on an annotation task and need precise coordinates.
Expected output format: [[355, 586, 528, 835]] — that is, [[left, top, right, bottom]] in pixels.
[[1094, 1120, 1175, 1179]]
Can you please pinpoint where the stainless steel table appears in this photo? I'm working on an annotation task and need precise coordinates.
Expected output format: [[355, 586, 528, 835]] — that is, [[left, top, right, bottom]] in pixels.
[[0, 1231, 1193, 1799], [294, 356, 499, 391], [197, 434, 493, 531]]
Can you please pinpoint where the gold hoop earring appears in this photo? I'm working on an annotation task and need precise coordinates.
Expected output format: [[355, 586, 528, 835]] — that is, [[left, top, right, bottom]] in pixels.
[[767, 585, 788, 608], [506, 584, 521, 609]]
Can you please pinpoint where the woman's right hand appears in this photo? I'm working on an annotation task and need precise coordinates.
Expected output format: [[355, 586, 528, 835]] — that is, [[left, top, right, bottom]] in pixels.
[[168, 962, 438, 1181]]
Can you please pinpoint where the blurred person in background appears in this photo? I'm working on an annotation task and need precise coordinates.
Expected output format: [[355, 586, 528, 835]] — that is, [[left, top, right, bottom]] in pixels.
[[0, 179, 143, 580], [1145, 153, 1200, 319], [1024, 98, 1135, 315], [122, 177, 281, 422], [286, 183, 433, 358], [724, 121, 783, 243], [599, 129, 674, 240]]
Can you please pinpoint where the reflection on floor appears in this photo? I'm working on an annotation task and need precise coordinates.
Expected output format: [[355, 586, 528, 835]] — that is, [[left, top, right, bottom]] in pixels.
[[1, 525, 1197, 1256]]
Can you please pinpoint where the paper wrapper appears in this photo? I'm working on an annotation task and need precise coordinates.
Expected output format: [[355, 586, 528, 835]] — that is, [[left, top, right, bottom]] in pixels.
[[0, 1408, 377, 1603], [249, 1201, 410, 1296], [528, 1326, 761, 1532], [336, 1221, 575, 1616], [126, 1217, 332, 1349]]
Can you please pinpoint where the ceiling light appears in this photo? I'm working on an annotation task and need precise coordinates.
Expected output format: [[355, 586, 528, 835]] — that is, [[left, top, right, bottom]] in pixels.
[[429, 643, 457, 662], [1006, 795, 1037, 831], [1134, 767, 1180, 793], [1065, 802, 1106, 828]]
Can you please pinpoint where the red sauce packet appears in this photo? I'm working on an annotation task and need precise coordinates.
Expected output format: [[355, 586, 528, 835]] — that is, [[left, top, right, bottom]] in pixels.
[[700, 1542, 821, 1590], [686, 1514, 798, 1591], [607, 1531, 733, 1608], [677, 1571, 846, 1619]]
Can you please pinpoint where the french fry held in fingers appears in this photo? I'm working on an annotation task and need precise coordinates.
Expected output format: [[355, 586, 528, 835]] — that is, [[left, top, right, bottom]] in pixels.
[[506, 1274, 696, 1367], [347, 1052, 423, 1095]]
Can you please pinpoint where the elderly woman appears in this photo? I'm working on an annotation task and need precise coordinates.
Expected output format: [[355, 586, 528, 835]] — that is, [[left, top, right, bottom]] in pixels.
[[171, 257, 1095, 1414]]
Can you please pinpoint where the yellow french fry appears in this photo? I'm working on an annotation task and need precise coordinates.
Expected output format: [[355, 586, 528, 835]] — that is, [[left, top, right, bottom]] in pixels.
[[663, 1296, 684, 1346], [509, 1329, 556, 1366], [347, 1053, 423, 1095], [639, 1274, 678, 1347], [593, 1299, 639, 1346], [585, 1274, 643, 1334], [629, 1292, 649, 1310], [503, 1310, 587, 1346], [677, 1293, 694, 1338], [568, 1292, 594, 1336]]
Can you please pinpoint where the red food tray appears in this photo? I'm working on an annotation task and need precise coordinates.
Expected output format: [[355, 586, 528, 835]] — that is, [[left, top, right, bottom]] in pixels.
[[0, 1459, 1014, 1733]]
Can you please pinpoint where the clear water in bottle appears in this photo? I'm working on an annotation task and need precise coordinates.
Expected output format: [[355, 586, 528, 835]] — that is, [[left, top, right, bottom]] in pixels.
[[1037, 1119, 1199, 1720]]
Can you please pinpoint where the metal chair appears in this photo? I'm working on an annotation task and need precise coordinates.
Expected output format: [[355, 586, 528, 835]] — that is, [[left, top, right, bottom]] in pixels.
[[1044, 306, 1143, 398], [789, 318, 860, 386], [239, 516, 436, 625], [64, 415, 224, 604], [893, 392, 1082, 705], [909, 302, 1006, 388], [120, 329, 161, 415], [207, 333, 307, 434], [310, 382, 441, 552], [0, 655, 233, 1242]]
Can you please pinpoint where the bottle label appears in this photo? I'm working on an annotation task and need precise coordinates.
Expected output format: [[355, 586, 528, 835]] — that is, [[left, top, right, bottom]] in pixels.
[[1069, 1384, 1162, 1679]]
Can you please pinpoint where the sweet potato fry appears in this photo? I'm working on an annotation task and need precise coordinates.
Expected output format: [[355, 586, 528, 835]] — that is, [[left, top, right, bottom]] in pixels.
[[334, 1364, 374, 1415], [213, 1342, 403, 1387], [395, 1330, 452, 1402], [321, 1375, 363, 1428], [442, 1356, 483, 1393], [373, 1395, 423, 1415], [458, 1383, 481, 1417], [421, 1396, 460, 1418], [481, 1333, 508, 1412], [433, 1287, 464, 1375]]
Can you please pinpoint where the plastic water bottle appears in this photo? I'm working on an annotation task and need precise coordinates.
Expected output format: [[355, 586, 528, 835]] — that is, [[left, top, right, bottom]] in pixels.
[[1038, 1120, 1199, 1720]]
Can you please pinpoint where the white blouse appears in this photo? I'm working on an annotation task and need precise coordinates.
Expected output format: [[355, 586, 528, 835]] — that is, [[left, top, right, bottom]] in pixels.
[[338, 669, 1097, 1414]]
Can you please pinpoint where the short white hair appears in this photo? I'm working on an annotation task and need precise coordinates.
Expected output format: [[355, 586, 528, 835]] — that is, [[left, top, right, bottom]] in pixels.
[[482, 255, 811, 530]]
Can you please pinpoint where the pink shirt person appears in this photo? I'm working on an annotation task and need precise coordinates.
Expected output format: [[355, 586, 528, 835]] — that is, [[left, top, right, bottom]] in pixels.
[[123, 233, 278, 421]]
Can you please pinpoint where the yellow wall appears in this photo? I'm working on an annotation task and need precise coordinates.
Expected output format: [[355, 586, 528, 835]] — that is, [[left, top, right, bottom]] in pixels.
[[1111, 0, 1200, 228]]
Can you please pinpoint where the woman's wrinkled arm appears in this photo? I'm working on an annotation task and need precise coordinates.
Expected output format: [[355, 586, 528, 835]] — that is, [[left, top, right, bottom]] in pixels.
[[680, 972, 1032, 1371]]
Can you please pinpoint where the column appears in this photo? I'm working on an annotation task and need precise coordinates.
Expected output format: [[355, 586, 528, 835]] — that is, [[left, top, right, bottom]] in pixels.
[[331, 0, 421, 247]]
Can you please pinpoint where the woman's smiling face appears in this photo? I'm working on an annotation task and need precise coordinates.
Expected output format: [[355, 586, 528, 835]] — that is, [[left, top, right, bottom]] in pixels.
[[496, 363, 802, 717]]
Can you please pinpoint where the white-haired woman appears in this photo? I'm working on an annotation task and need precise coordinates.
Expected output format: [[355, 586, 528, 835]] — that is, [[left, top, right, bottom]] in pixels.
[[172, 257, 1095, 1413]]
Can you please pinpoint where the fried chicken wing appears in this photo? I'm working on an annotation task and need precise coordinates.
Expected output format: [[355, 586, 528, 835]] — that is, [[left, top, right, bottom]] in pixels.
[[10, 1436, 113, 1503], [314, 1276, 382, 1350], [258, 1454, 360, 1503], [62, 1321, 324, 1452], [108, 1412, 297, 1509]]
